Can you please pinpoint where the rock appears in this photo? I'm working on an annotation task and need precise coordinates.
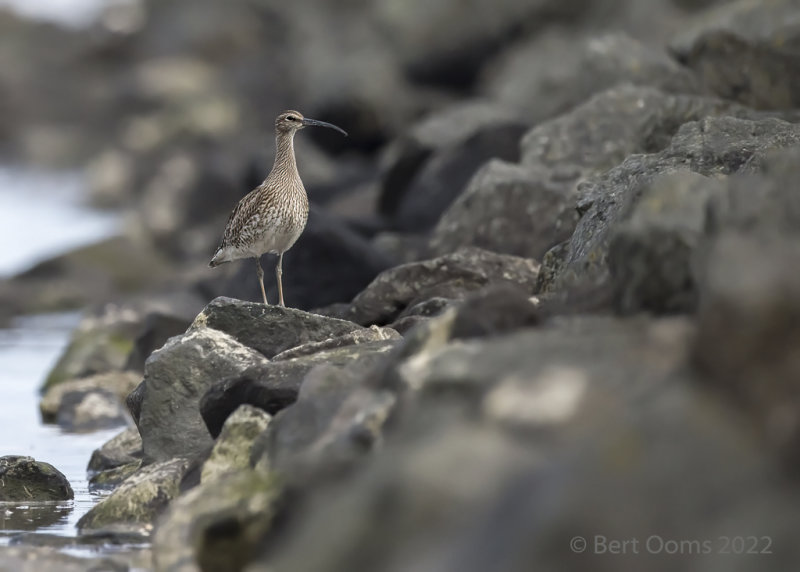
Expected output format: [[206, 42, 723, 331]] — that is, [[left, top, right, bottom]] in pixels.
[[0, 456, 73, 502], [138, 327, 270, 464], [680, 30, 800, 110], [199, 209, 395, 311], [694, 233, 800, 473], [200, 404, 272, 484], [271, 326, 401, 361], [41, 304, 142, 392], [541, 115, 800, 297], [378, 101, 528, 231], [200, 339, 399, 439], [430, 160, 578, 259], [77, 457, 192, 533], [40, 371, 140, 431], [89, 461, 143, 491], [153, 470, 281, 572], [88, 426, 143, 475], [335, 248, 540, 326], [55, 390, 130, 433], [481, 31, 701, 124], [190, 297, 370, 359], [252, 364, 396, 485], [0, 236, 173, 324], [608, 172, 725, 314], [124, 311, 193, 372]]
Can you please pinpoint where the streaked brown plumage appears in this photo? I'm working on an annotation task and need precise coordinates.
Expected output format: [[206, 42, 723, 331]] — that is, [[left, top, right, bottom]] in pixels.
[[209, 110, 347, 306]]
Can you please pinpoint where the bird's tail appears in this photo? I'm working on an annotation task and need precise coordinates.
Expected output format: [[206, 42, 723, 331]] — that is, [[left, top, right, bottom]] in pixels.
[[209, 249, 227, 268]]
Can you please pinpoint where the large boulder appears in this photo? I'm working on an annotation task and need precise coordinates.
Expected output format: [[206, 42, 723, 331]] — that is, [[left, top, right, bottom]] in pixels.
[[430, 160, 578, 259], [200, 339, 400, 439], [77, 457, 192, 533], [191, 297, 371, 359], [327, 248, 540, 326], [153, 470, 281, 572], [0, 456, 73, 502], [138, 326, 270, 464], [200, 404, 272, 484], [540, 116, 800, 297]]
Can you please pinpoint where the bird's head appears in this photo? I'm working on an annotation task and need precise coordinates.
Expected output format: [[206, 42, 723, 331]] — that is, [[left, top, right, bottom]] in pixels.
[[275, 110, 347, 136]]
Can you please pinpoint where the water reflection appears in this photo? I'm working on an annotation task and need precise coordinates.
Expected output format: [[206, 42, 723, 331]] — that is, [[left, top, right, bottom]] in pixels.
[[0, 502, 72, 532]]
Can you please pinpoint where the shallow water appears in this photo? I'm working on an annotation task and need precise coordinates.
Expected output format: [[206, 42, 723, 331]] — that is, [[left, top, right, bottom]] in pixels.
[[0, 312, 122, 537], [0, 165, 125, 539]]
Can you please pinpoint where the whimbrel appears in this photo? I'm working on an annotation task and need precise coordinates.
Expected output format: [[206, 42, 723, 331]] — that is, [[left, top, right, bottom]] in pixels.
[[209, 110, 347, 306]]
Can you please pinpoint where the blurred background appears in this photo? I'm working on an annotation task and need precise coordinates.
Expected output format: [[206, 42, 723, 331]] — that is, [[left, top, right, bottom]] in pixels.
[[0, 0, 733, 323]]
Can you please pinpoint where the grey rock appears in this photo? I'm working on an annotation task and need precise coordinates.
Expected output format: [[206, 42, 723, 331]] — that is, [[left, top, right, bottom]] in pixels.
[[153, 470, 281, 572], [252, 364, 396, 485], [430, 159, 578, 259], [543, 116, 800, 296], [40, 370, 140, 426], [378, 101, 528, 231], [200, 340, 399, 439], [192, 297, 369, 359], [694, 232, 800, 473], [200, 404, 272, 484], [124, 311, 192, 372], [272, 326, 402, 361], [77, 457, 192, 533], [139, 327, 270, 464], [680, 30, 800, 110], [608, 172, 725, 314], [482, 31, 701, 124], [55, 389, 130, 433], [87, 426, 143, 475], [40, 304, 142, 392], [89, 461, 143, 491], [336, 248, 540, 326], [0, 456, 73, 502]]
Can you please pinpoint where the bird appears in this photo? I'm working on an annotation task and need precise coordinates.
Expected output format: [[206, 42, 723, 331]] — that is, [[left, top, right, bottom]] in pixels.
[[209, 110, 347, 306]]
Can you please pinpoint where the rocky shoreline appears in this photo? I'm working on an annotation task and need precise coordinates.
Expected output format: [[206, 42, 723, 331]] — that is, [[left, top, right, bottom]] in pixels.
[[3, 0, 800, 570]]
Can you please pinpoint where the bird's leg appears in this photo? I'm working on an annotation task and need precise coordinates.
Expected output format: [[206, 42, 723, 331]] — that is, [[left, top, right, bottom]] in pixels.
[[255, 256, 268, 305], [276, 252, 285, 307]]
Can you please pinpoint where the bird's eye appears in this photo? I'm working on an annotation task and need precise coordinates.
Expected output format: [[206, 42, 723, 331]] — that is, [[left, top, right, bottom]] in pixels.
[[286, 115, 297, 121]]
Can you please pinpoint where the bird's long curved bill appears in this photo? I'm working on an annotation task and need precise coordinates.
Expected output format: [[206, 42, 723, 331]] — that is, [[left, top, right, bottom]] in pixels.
[[302, 117, 348, 136]]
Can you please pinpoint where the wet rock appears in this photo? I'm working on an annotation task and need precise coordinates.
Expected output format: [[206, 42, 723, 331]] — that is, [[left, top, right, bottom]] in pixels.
[[88, 426, 143, 475], [201, 339, 399, 439], [0, 456, 73, 502], [608, 172, 724, 315], [138, 327, 270, 464], [542, 115, 800, 297], [153, 470, 281, 572], [40, 371, 140, 431], [378, 101, 528, 231], [430, 159, 578, 259], [77, 457, 192, 533], [89, 461, 143, 491], [191, 297, 370, 359], [200, 404, 272, 484], [482, 31, 701, 124], [335, 248, 540, 326], [252, 364, 396, 485], [41, 304, 142, 392], [200, 209, 395, 311], [124, 311, 193, 372]]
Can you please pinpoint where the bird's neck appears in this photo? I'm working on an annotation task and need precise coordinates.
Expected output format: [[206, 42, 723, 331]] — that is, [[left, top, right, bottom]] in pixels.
[[268, 132, 299, 182]]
